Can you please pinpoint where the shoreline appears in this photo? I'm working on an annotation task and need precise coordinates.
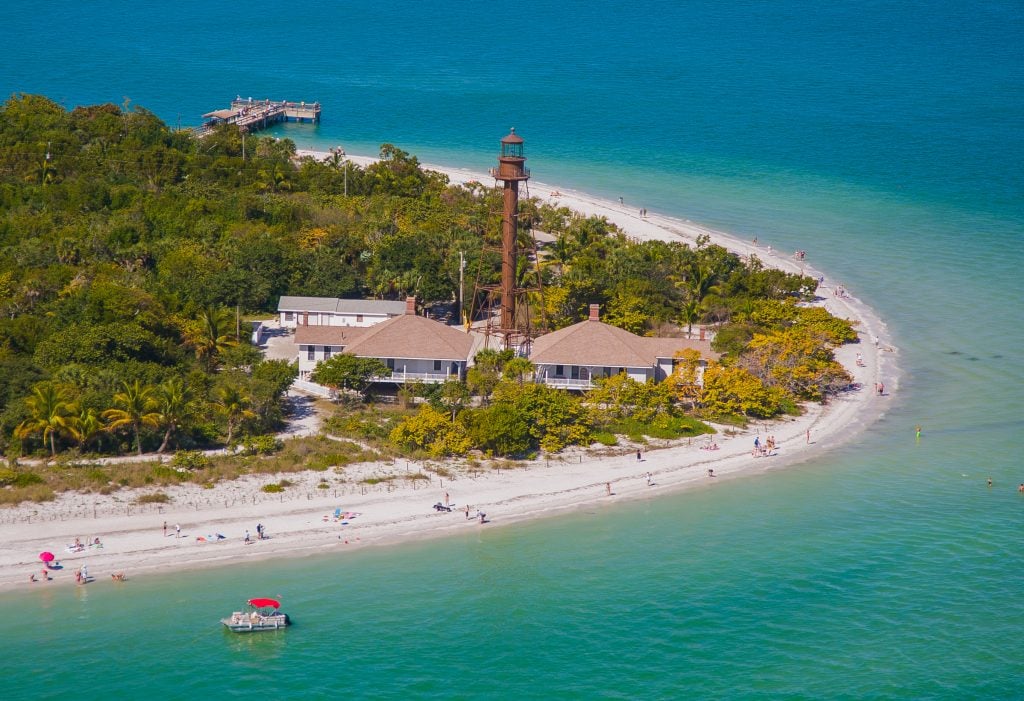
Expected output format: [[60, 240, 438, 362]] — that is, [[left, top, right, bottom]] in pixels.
[[0, 152, 899, 592]]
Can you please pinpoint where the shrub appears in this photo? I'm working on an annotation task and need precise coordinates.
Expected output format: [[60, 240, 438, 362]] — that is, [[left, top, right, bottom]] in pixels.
[[244, 435, 283, 455], [591, 431, 618, 446], [172, 450, 209, 470], [261, 478, 294, 493], [152, 466, 185, 482], [137, 492, 171, 504], [16, 472, 45, 487]]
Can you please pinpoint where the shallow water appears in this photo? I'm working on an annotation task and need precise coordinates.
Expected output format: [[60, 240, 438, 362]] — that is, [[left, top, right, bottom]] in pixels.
[[2, 0, 1023, 697]]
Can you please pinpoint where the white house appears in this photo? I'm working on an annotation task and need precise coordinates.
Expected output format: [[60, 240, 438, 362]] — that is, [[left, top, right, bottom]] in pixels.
[[278, 296, 407, 328], [295, 297, 474, 385], [529, 304, 718, 390]]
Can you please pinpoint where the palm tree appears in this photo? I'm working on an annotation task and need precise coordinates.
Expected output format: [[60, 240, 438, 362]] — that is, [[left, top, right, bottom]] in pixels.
[[14, 383, 76, 457], [103, 380, 161, 455], [187, 307, 238, 368], [154, 378, 193, 453], [678, 298, 703, 338], [214, 384, 256, 445], [68, 407, 104, 452], [503, 357, 535, 386]]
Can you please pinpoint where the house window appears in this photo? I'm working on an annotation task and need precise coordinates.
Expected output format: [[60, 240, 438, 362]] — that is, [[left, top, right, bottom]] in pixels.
[[285, 312, 294, 321], [555, 365, 564, 376], [306, 346, 315, 361], [604, 367, 612, 377], [356, 314, 364, 323], [570, 366, 580, 380], [324, 346, 332, 360], [386, 358, 395, 370], [433, 360, 442, 372]]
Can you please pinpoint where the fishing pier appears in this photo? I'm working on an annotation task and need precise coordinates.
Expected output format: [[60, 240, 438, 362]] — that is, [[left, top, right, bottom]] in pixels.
[[197, 97, 320, 136]]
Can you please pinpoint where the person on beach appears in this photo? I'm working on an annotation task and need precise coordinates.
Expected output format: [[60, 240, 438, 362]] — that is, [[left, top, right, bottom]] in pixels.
[[636, 449, 642, 462], [753, 436, 760, 456], [40, 568, 49, 581], [915, 425, 922, 442], [81, 564, 88, 581], [163, 521, 167, 537], [806, 428, 811, 444], [175, 523, 180, 538], [29, 573, 36, 583], [256, 523, 263, 540], [606, 482, 612, 496], [1018, 483, 1024, 493], [245, 530, 251, 543], [464, 505, 471, 520], [646, 472, 653, 486], [877, 382, 884, 396], [444, 491, 450, 507], [708, 468, 715, 477], [987, 478, 993, 487]]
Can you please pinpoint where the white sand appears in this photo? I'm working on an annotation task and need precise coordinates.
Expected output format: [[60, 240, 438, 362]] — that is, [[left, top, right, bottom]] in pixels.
[[0, 151, 898, 591]]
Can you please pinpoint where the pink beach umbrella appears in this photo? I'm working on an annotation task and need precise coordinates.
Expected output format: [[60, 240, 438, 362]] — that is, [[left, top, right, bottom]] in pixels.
[[39, 551, 55, 564]]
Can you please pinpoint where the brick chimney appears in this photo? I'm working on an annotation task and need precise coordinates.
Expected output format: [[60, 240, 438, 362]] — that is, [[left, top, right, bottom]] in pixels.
[[588, 304, 600, 322], [405, 296, 416, 315]]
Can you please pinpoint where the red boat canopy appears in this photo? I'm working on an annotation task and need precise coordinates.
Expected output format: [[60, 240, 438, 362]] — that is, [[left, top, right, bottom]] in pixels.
[[248, 598, 280, 609]]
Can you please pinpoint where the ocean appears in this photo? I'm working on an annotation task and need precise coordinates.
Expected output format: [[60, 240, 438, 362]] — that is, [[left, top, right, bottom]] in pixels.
[[2, 0, 1023, 697]]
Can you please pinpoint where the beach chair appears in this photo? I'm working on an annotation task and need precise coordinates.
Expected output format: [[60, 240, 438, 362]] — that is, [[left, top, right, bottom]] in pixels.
[[333, 507, 342, 520]]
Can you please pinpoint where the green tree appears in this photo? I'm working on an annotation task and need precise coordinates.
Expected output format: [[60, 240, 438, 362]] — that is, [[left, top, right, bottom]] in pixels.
[[154, 378, 193, 453], [68, 407, 104, 452], [14, 383, 77, 457], [213, 384, 257, 445], [389, 405, 470, 457], [700, 363, 785, 419], [310, 354, 389, 398], [183, 307, 238, 369], [460, 404, 532, 456], [502, 357, 535, 385], [492, 381, 591, 453], [103, 380, 161, 455]]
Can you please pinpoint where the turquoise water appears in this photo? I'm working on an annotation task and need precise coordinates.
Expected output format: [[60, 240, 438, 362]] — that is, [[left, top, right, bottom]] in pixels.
[[3, 1, 1023, 697]]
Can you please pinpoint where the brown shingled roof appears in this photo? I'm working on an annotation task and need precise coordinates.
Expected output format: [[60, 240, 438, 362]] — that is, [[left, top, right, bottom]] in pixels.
[[342, 314, 473, 361], [530, 319, 719, 367]]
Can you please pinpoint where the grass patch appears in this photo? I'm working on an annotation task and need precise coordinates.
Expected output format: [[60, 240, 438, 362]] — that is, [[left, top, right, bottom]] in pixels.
[[591, 431, 618, 447], [607, 415, 715, 440], [137, 492, 171, 504]]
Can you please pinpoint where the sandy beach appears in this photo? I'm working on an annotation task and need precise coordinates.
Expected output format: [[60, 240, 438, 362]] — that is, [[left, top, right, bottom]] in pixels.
[[0, 152, 898, 591]]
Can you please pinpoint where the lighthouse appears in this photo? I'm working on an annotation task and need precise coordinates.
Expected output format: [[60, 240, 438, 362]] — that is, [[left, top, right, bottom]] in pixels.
[[489, 128, 530, 345]]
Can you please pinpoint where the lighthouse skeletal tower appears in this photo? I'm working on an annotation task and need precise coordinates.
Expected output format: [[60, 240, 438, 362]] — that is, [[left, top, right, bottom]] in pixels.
[[490, 128, 530, 348], [471, 128, 543, 351]]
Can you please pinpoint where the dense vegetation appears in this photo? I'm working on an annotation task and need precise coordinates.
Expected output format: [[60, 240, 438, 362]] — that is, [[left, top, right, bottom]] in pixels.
[[0, 94, 854, 472]]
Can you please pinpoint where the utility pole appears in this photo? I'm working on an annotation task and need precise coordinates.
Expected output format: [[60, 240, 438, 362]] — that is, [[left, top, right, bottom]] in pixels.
[[459, 250, 465, 326]]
